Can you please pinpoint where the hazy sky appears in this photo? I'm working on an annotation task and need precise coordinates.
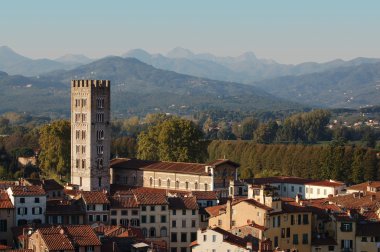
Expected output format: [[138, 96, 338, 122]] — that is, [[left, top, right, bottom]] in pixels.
[[1, 0, 379, 64]]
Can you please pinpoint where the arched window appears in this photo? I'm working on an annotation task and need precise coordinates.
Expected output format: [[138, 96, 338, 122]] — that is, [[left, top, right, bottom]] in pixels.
[[160, 227, 167, 237], [175, 180, 180, 189], [97, 130, 104, 140], [158, 179, 162, 187], [150, 177, 153, 187], [149, 227, 156, 237], [167, 179, 170, 188], [97, 158, 103, 169], [205, 183, 208, 191], [194, 182, 198, 190], [142, 228, 147, 238], [131, 218, 139, 227], [185, 181, 189, 190]]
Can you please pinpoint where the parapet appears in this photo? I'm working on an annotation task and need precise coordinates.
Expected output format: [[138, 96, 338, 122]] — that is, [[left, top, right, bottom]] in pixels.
[[71, 80, 110, 88]]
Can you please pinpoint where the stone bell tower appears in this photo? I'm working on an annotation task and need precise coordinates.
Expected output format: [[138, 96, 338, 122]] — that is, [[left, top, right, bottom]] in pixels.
[[70, 80, 111, 191]]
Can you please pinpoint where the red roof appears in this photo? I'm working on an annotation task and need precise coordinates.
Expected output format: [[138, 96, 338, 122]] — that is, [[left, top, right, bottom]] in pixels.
[[305, 180, 345, 187], [110, 195, 139, 208], [24, 178, 63, 191], [168, 196, 198, 210], [111, 158, 209, 175], [9, 185, 46, 196], [212, 227, 248, 249], [37, 227, 75, 250], [81, 191, 110, 204], [205, 204, 226, 217], [0, 192, 14, 209], [192, 191, 218, 200], [64, 225, 102, 246], [206, 159, 240, 167], [132, 188, 168, 205]]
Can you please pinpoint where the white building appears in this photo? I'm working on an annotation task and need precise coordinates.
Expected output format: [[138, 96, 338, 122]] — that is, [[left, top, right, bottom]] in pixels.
[[6, 186, 46, 226], [190, 227, 253, 252]]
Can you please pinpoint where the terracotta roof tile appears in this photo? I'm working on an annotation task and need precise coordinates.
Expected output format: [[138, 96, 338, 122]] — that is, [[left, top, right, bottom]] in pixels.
[[64, 225, 102, 246], [191, 191, 218, 200], [0, 192, 14, 208], [38, 227, 74, 250], [0, 180, 18, 190], [205, 204, 226, 217], [110, 158, 209, 175], [110, 195, 139, 208], [168, 196, 198, 210], [81, 191, 109, 204], [9, 185, 46, 196]]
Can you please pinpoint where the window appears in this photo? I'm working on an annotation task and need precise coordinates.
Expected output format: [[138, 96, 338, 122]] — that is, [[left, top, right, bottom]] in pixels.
[[97, 98, 104, 109], [88, 215, 93, 222], [0, 220, 7, 232], [218, 219, 222, 226], [86, 246, 94, 252], [132, 210, 138, 215], [299, 187, 302, 193], [185, 181, 189, 190], [274, 236, 278, 247], [303, 214, 309, 224], [82, 113, 87, 122], [81, 98, 86, 108], [328, 246, 335, 251], [194, 182, 198, 190], [142, 228, 147, 238], [203, 235, 207, 241], [190, 232, 197, 242], [76, 159, 80, 168], [204, 183, 208, 191], [102, 215, 107, 222], [182, 209, 186, 215], [171, 232, 177, 242], [160, 227, 167, 237], [76, 145, 80, 154], [290, 215, 294, 225], [97, 158, 103, 169], [161, 215, 167, 223], [17, 207, 27, 215], [192, 209, 196, 215], [286, 228, 290, 238], [298, 214, 301, 225], [96, 215, 101, 222], [80, 177, 82, 186], [96, 113, 104, 122], [324, 189, 327, 195], [120, 218, 128, 226], [167, 179, 170, 188], [161, 205, 166, 211], [212, 235, 216, 242], [302, 233, 308, 244], [181, 248, 187, 252], [176, 180, 180, 189], [97, 145, 103, 154], [283, 186, 286, 192], [81, 130, 86, 140], [141, 215, 147, 223], [191, 220, 196, 227], [121, 210, 127, 215], [172, 220, 177, 227], [20, 198, 25, 204], [173, 209, 176, 215], [32, 207, 42, 215], [82, 159, 86, 169], [150, 227, 156, 237], [181, 233, 187, 242], [291, 186, 294, 192], [76, 130, 80, 139], [97, 130, 104, 140], [158, 179, 162, 187], [142, 206, 146, 211], [150, 206, 155, 211], [150, 216, 155, 223], [293, 234, 299, 245], [281, 228, 285, 238], [361, 236, 367, 242], [171, 249, 177, 252], [111, 210, 117, 216], [98, 177, 102, 188], [341, 223, 353, 232]]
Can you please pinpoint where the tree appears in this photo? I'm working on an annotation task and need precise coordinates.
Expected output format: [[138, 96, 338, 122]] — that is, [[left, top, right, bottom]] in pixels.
[[137, 117, 207, 162], [254, 121, 278, 144], [38, 120, 70, 178]]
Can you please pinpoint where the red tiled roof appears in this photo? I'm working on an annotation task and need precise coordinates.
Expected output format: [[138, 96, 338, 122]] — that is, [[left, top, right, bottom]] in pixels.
[[328, 192, 380, 210], [212, 227, 248, 248], [9, 185, 46, 196], [234, 198, 273, 211], [38, 227, 74, 250], [24, 178, 64, 191], [94, 225, 143, 238], [132, 188, 168, 205], [205, 204, 226, 217], [347, 181, 380, 192], [206, 159, 240, 167], [0, 192, 14, 208], [191, 191, 218, 200], [110, 158, 209, 175], [64, 225, 102, 246], [168, 196, 198, 210], [81, 191, 109, 204], [189, 240, 199, 247], [110, 195, 139, 208], [0, 180, 18, 190], [305, 180, 345, 187]]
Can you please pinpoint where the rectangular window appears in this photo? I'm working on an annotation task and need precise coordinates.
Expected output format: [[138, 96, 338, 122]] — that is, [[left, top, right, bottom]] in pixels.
[[82, 113, 87, 122], [102, 215, 107, 222], [317, 188, 320, 195], [286, 228, 290, 238], [171, 232, 177, 242], [181, 233, 187, 242], [150, 216, 155, 223], [182, 220, 186, 228], [141, 215, 147, 223], [82, 146, 86, 154], [161, 205, 166, 211], [20, 198, 25, 204], [192, 220, 196, 227], [324, 189, 327, 195], [0, 220, 7, 232], [111, 210, 117, 216], [173, 209, 176, 215], [298, 214, 301, 225], [182, 209, 186, 215], [151, 206, 155, 211], [203, 235, 207, 241], [212, 235, 216, 242], [192, 209, 196, 215], [299, 187, 302, 193], [76, 130, 80, 139], [76, 145, 80, 154], [142, 206, 146, 211], [302, 233, 308, 244], [132, 210, 138, 215], [88, 215, 93, 222], [96, 215, 101, 222], [190, 232, 197, 242], [291, 186, 294, 192], [81, 99, 86, 108], [121, 210, 127, 215], [82, 159, 86, 169], [82, 130, 86, 140], [293, 234, 299, 245], [303, 214, 309, 225], [340, 223, 353, 232], [290, 215, 294, 225], [161, 215, 167, 223], [172, 220, 176, 227]]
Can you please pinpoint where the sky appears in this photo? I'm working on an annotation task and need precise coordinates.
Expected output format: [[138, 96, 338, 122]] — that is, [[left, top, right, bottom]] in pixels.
[[1, 0, 380, 64]]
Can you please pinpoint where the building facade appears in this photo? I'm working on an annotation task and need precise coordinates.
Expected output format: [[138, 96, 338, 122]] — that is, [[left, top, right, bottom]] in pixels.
[[71, 79, 111, 191]]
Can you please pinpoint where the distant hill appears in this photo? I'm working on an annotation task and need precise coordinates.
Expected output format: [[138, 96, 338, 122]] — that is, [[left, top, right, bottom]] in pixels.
[[124, 48, 380, 83], [252, 62, 380, 108], [0, 57, 303, 117]]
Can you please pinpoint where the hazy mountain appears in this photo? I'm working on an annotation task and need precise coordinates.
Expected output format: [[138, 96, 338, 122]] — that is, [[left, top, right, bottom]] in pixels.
[[55, 54, 93, 66], [0, 46, 66, 76], [253, 62, 380, 108], [123, 48, 380, 84], [0, 57, 303, 117]]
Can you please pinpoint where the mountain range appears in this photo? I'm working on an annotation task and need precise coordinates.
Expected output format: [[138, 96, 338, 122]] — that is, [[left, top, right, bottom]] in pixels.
[[0, 45, 380, 116]]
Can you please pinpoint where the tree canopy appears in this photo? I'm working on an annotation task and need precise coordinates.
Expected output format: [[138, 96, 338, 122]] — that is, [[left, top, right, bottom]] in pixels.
[[137, 117, 207, 163]]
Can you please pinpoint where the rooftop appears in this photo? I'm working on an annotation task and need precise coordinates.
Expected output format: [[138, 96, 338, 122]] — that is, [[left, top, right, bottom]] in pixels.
[[81, 191, 110, 205], [0, 192, 14, 209], [9, 185, 46, 196]]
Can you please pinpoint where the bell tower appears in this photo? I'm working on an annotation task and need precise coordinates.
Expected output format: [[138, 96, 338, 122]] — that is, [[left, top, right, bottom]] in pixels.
[[70, 80, 111, 191]]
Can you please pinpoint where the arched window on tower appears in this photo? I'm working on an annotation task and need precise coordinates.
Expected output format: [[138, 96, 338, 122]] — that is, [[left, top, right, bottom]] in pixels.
[[185, 181, 189, 190], [204, 183, 208, 191]]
